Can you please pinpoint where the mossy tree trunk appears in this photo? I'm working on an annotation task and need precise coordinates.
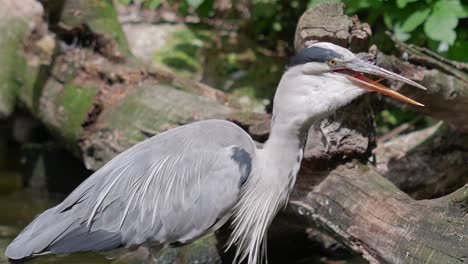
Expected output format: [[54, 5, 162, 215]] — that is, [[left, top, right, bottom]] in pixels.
[[3, 0, 231, 170]]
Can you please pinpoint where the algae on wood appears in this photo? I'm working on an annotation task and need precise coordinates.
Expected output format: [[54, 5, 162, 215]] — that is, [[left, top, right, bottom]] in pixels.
[[0, 0, 44, 117]]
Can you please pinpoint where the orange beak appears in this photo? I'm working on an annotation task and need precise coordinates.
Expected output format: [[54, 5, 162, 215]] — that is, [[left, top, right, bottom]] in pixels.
[[345, 74, 424, 106], [336, 58, 426, 107]]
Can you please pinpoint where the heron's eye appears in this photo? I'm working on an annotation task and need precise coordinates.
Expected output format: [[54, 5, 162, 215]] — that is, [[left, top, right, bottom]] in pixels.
[[327, 59, 337, 66]]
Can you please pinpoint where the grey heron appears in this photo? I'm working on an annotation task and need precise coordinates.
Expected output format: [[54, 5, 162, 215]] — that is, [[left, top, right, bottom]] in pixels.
[[5, 42, 426, 264]]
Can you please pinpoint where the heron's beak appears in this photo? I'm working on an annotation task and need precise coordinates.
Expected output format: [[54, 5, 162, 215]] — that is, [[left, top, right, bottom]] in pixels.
[[335, 58, 426, 106]]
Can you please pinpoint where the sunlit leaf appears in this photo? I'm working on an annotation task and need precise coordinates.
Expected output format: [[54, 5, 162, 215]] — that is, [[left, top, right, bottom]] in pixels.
[[424, 1, 458, 45], [383, 12, 393, 29], [186, 0, 204, 8], [401, 8, 430, 32], [434, 0, 468, 18], [393, 24, 411, 42]]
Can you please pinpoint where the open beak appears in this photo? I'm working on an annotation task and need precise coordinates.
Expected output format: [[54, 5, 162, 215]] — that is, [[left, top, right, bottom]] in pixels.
[[335, 58, 426, 106]]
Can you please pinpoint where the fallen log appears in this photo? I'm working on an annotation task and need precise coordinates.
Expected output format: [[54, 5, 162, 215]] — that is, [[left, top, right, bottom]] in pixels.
[[0, 1, 43, 117], [375, 123, 468, 199], [290, 162, 468, 264], [4, 0, 231, 170]]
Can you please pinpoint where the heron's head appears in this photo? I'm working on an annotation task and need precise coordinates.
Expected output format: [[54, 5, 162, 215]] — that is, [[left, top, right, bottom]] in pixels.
[[274, 42, 426, 125]]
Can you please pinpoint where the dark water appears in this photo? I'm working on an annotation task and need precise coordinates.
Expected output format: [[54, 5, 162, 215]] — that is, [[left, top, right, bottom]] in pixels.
[[0, 139, 110, 263], [0, 177, 112, 264]]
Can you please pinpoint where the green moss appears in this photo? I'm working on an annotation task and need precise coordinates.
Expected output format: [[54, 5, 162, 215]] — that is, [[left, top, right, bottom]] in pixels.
[[0, 18, 29, 116], [152, 24, 285, 112], [358, 164, 370, 173], [87, 0, 131, 55], [101, 84, 230, 150], [59, 0, 131, 56], [56, 85, 97, 142], [153, 26, 210, 78], [105, 93, 171, 144]]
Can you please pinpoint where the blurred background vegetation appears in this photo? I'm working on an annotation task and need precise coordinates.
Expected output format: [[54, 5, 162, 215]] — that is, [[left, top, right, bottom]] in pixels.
[[119, 0, 467, 61], [118, 0, 466, 135]]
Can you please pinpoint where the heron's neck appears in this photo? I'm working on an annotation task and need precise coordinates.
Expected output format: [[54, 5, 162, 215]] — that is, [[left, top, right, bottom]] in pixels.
[[267, 113, 311, 147], [228, 114, 313, 264], [257, 115, 311, 192], [264, 119, 308, 158]]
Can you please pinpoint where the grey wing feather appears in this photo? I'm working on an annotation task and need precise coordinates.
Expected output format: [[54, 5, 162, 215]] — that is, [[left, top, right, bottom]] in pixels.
[[5, 119, 255, 259]]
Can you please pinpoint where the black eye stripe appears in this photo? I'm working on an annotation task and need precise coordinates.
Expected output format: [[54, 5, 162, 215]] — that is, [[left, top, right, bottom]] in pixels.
[[289, 47, 344, 67]]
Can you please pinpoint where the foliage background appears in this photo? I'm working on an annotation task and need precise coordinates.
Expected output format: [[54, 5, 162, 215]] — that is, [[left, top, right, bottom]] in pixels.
[[120, 0, 467, 61], [118, 0, 466, 134]]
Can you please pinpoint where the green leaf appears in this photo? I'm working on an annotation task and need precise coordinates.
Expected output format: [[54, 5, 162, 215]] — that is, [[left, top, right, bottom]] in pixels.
[[447, 40, 468, 61], [345, 0, 375, 13], [186, 0, 205, 8], [147, 0, 162, 9], [424, 0, 459, 45], [396, 0, 418, 8], [307, 0, 340, 9], [383, 12, 393, 29], [433, 0, 468, 18], [393, 24, 411, 42], [401, 8, 431, 32], [196, 0, 215, 17]]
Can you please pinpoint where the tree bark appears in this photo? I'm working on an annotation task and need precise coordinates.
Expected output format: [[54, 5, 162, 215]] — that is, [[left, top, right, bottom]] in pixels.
[[290, 162, 468, 264], [0, 1, 44, 117], [376, 49, 468, 132], [374, 122, 468, 199]]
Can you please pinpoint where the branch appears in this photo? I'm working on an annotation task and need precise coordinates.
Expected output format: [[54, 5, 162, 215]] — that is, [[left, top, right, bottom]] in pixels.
[[290, 162, 468, 264], [376, 40, 468, 132]]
